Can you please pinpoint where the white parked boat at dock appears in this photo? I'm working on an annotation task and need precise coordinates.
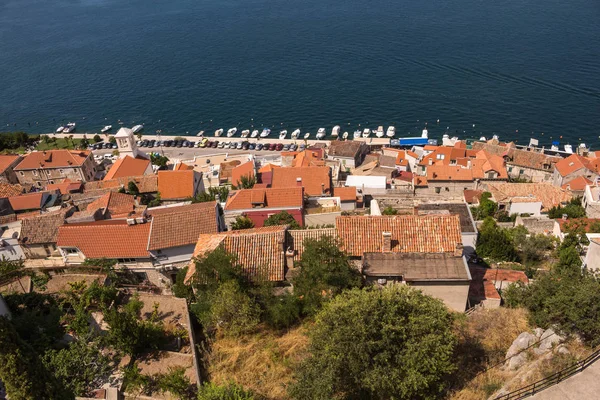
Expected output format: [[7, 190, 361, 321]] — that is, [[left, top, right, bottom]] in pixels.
[[101, 125, 112, 133], [332, 125, 340, 137], [63, 122, 76, 133], [260, 128, 271, 138], [316, 128, 326, 140], [291, 129, 301, 139], [564, 144, 573, 154], [227, 127, 237, 137], [354, 130, 362, 139], [304, 132, 310, 139], [251, 130, 259, 138], [215, 128, 224, 137], [376, 126, 384, 138], [421, 128, 428, 138], [196, 130, 204, 137], [56, 126, 65, 133], [132, 124, 144, 134], [279, 130, 288, 140], [362, 128, 371, 138], [386, 126, 395, 137], [342, 132, 349, 140], [241, 129, 250, 138]]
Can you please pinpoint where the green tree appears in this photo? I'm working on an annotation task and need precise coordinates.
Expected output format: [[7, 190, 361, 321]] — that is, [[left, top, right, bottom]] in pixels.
[[150, 153, 169, 168], [547, 197, 586, 219], [127, 181, 140, 195], [233, 174, 256, 190], [230, 215, 255, 230], [292, 236, 362, 315], [197, 382, 257, 400], [79, 137, 89, 149], [381, 206, 398, 215], [289, 286, 457, 400], [476, 217, 519, 262], [470, 192, 498, 220], [43, 338, 113, 397], [172, 267, 194, 301], [190, 186, 230, 203], [93, 134, 102, 143], [0, 316, 72, 400], [263, 211, 301, 229], [155, 366, 193, 400], [108, 136, 116, 144]]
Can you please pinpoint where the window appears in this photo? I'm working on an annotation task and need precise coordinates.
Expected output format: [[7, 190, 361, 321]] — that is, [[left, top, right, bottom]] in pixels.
[[508, 167, 513, 173], [519, 169, 525, 175], [435, 187, 441, 194], [63, 248, 79, 255], [117, 258, 137, 264], [50, 180, 55, 184], [59, 169, 64, 174], [445, 187, 450, 192], [19, 171, 24, 176], [32, 170, 38, 176], [37, 182, 42, 187]]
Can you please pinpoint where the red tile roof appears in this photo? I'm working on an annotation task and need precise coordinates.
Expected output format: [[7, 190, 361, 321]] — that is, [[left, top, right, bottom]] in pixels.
[[174, 162, 194, 171], [57, 220, 151, 258], [8, 192, 46, 211], [46, 179, 82, 195], [84, 175, 158, 194], [20, 207, 73, 245], [287, 228, 337, 260], [0, 183, 25, 198], [86, 192, 136, 216], [335, 215, 462, 256], [147, 202, 219, 250], [104, 156, 151, 180], [271, 166, 331, 196], [225, 187, 303, 210], [258, 163, 280, 173], [231, 161, 255, 188], [332, 186, 357, 202], [469, 267, 529, 301], [562, 176, 593, 191], [0, 155, 21, 174], [15, 150, 90, 170], [186, 225, 287, 283], [487, 182, 572, 211], [464, 189, 484, 204], [557, 218, 600, 233], [157, 170, 197, 200]]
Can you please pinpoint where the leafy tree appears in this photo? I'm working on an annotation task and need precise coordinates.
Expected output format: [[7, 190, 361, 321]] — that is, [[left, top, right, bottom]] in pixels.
[[197, 382, 257, 400], [476, 217, 519, 262], [289, 286, 457, 400], [155, 366, 193, 400], [122, 363, 150, 394], [233, 174, 256, 190], [127, 181, 140, 195], [190, 186, 229, 203], [262, 291, 302, 330], [150, 153, 169, 168], [381, 206, 398, 215], [43, 338, 113, 397], [41, 135, 50, 144], [470, 192, 498, 220], [108, 135, 116, 144], [520, 234, 555, 264], [292, 236, 362, 315], [0, 316, 72, 399], [79, 137, 89, 149], [547, 197, 586, 219], [264, 210, 301, 229], [230, 215, 255, 230], [93, 134, 102, 143], [172, 267, 194, 301]]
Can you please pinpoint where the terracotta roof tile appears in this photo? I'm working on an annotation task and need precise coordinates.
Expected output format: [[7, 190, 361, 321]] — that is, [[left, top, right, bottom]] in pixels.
[[147, 202, 219, 250], [486, 182, 572, 211], [469, 266, 529, 301], [104, 156, 151, 180], [224, 187, 303, 210], [46, 179, 82, 194], [20, 207, 73, 244], [8, 192, 47, 211], [327, 141, 365, 158], [0, 155, 21, 174], [0, 183, 25, 198], [472, 142, 561, 171], [557, 218, 600, 233], [332, 186, 357, 202], [15, 150, 90, 170], [464, 189, 484, 204], [219, 160, 241, 181], [158, 170, 197, 200], [562, 176, 593, 191], [231, 161, 255, 188], [86, 192, 136, 216], [413, 176, 428, 186], [84, 175, 158, 194], [271, 166, 331, 196], [57, 220, 151, 258], [174, 162, 194, 171], [287, 228, 337, 260], [335, 215, 462, 256], [427, 165, 474, 181], [258, 163, 280, 173]]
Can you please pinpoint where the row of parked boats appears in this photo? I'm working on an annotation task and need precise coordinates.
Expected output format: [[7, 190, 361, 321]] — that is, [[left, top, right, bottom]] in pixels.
[[55, 123, 144, 134], [202, 125, 403, 140]]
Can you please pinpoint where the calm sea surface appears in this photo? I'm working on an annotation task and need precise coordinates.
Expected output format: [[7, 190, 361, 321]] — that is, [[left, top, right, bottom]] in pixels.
[[0, 0, 599, 145]]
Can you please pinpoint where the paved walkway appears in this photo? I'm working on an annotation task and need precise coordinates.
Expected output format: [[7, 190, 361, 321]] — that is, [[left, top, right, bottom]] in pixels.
[[529, 360, 600, 399]]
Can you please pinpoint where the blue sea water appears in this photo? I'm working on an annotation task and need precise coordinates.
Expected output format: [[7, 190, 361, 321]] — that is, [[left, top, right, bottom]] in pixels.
[[0, 0, 598, 145]]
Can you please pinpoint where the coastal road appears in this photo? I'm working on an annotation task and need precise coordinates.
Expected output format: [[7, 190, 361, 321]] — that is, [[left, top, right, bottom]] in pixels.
[[92, 145, 279, 161]]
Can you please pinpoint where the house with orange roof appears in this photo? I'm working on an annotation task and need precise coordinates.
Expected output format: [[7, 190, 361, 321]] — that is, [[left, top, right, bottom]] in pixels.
[[281, 149, 325, 168], [381, 148, 418, 172], [0, 155, 22, 184], [270, 166, 332, 197], [332, 186, 357, 211], [0, 183, 25, 199], [486, 182, 572, 217], [468, 267, 529, 308], [85, 192, 138, 219], [231, 161, 256, 188], [157, 169, 204, 203], [223, 187, 304, 228], [562, 176, 593, 196], [14, 150, 97, 187], [19, 207, 75, 259], [553, 153, 600, 188], [103, 155, 152, 181], [8, 191, 60, 213], [45, 179, 83, 195]]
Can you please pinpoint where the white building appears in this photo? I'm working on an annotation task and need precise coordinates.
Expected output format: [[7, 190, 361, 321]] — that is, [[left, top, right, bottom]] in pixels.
[[115, 127, 148, 160]]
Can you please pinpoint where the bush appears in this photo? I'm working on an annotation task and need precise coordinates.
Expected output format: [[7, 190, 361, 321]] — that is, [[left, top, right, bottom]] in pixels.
[[289, 286, 457, 399], [93, 134, 102, 143], [263, 211, 301, 229], [172, 267, 194, 301], [547, 197, 586, 219], [263, 292, 302, 330], [155, 366, 192, 400], [470, 192, 498, 220], [202, 280, 260, 337], [476, 217, 519, 262], [198, 382, 257, 400], [381, 206, 398, 215], [230, 216, 255, 230]]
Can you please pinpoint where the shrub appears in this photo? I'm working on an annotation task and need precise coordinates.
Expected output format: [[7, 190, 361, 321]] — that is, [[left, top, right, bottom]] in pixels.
[[381, 206, 398, 215], [93, 134, 102, 143], [202, 280, 260, 337], [263, 292, 302, 330], [155, 366, 192, 400], [476, 217, 519, 262], [230, 216, 255, 230], [198, 382, 257, 400], [263, 211, 301, 229], [547, 197, 586, 219]]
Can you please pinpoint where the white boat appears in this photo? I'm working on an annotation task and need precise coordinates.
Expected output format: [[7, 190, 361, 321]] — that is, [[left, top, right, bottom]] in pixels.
[[332, 125, 340, 137], [63, 122, 76, 133], [291, 129, 301, 139], [316, 128, 326, 140], [386, 126, 395, 137], [241, 129, 250, 138], [279, 130, 288, 140], [196, 130, 204, 137], [421, 128, 428, 138], [251, 130, 259, 138], [479, 136, 487, 141], [56, 126, 64, 133], [492, 135, 499, 141], [227, 127, 237, 137], [551, 142, 560, 151], [353, 130, 362, 139], [362, 128, 371, 138], [342, 132, 349, 140], [132, 124, 144, 134], [260, 128, 271, 138], [564, 144, 573, 154], [376, 126, 384, 138], [304, 133, 310, 139], [101, 125, 112, 133], [215, 128, 224, 137]]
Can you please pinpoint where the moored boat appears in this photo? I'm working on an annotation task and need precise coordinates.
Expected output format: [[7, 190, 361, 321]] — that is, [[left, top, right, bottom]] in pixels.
[[564, 144, 573, 154], [304, 132, 310, 139], [227, 127, 237, 137], [291, 129, 301, 139], [342, 132, 349, 140], [386, 126, 395, 137], [132, 124, 144, 134], [279, 130, 288, 140], [101, 125, 112, 133], [332, 125, 340, 137], [56, 126, 65, 133], [241, 129, 250, 138], [196, 130, 204, 137], [375, 126, 384, 138], [316, 128, 326, 140], [215, 128, 224, 137], [63, 122, 76, 133], [362, 128, 371, 138], [353, 130, 362, 139], [251, 130, 259, 138], [260, 128, 271, 138], [421, 128, 428, 138]]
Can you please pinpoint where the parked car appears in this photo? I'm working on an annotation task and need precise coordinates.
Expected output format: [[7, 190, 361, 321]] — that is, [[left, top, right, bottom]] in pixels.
[[298, 144, 306, 151], [268, 143, 277, 151], [112, 144, 118, 149], [199, 137, 209, 148], [248, 143, 255, 150], [241, 142, 249, 150], [218, 141, 225, 149], [255, 143, 263, 151], [176, 141, 183, 148], [235, 142, 243, 150], [282, 144, 291, 151], [289, 144, 298, 151], [275, 143, 284, 151]]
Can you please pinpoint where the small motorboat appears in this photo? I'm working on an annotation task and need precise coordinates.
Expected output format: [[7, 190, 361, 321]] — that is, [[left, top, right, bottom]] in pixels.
[[56, 126, 65, 133], [227, 127, 237, 137], [241, 129, 250, 138], [362, 128, 371, 138], [550, 141, 560, 151], [421, 128, 429, 138], [196, 130, 204, 137], [332, 125, 340, 137], [251, 130, 259, 138], [479, 136, 487, 141], [215, 128, 224, 137], [291, 129, 301, 139], [342, 132, 349, 140], [386, 126, 395, 137], [63, 122, 76, 133], [101, 125, 112, 133], [304, 132, 310, 139], [279, 130, 288, 140], [353, 130, 362, 139], [564, 144, 573, 154], [316, 128, 326, 140], [132, 124, 144, 134], [376, 126, 384, 138], [260, 128, 271, 138]]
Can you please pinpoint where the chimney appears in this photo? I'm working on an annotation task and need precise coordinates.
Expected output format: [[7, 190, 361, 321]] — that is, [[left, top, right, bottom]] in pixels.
[[382, 232, 392, 252], [454, 244, 464, 257], [296, 177, 302, 186]]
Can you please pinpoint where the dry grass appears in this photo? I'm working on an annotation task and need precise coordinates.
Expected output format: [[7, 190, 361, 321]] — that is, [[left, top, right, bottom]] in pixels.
[[450, 369, 509, 400], [207, 324, 310, 399]]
